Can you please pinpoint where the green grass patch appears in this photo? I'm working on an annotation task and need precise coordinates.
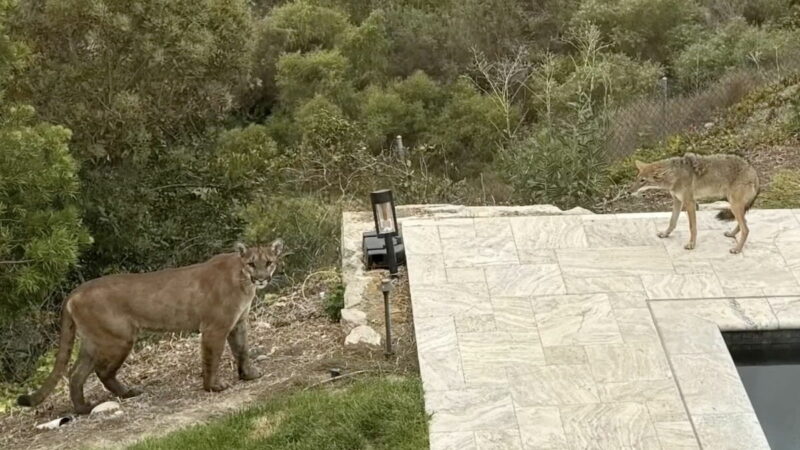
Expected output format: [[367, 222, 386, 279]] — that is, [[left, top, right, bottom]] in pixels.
[[129, 376, 429, 450], [761, 170, 800, 208]]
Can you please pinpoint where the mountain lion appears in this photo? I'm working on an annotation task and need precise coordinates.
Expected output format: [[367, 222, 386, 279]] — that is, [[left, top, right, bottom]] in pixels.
[[17, 240, 284, 414]]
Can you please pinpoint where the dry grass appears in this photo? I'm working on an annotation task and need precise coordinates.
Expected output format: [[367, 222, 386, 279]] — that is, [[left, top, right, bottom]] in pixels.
[[0, 269, 419, 449]]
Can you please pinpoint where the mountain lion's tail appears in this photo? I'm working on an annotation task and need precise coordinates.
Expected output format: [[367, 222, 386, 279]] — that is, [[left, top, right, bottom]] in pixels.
[[17, 302, 76, 407]]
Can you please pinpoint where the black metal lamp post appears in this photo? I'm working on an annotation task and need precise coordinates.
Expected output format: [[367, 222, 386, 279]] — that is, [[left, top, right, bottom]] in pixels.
[[381, 278, 394, 356], [370, 189, 399, 277]]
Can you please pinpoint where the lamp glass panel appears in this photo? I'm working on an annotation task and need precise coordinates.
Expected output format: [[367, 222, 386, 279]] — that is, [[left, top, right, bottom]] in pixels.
[[375, 202, 396, 234]]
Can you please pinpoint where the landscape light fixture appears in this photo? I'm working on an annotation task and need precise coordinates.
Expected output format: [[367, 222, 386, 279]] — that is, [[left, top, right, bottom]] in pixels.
[[370, 189, 399, 276], [381, 278, 394, 356]]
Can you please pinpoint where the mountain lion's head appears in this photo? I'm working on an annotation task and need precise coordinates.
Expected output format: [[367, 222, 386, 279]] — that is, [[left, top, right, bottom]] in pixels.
[[235, 240, 284, 289]]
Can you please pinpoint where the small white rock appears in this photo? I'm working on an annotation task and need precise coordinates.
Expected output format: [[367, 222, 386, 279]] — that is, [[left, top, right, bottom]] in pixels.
[[255, 354, 268, 362], [90, 401, 120, 415], [340, 308, 367, 333], [345, 325, 381, 348]]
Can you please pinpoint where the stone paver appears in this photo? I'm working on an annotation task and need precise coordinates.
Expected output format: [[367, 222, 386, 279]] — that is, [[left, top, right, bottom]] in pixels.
[[401, 209, 800, 449]]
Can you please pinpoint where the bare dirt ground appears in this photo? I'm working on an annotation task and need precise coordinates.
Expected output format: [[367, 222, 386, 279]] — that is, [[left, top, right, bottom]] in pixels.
[[0, 270, 417, 450]]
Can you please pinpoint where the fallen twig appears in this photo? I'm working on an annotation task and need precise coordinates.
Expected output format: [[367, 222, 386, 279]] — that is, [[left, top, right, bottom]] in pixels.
[[302, 369, 382, 391]]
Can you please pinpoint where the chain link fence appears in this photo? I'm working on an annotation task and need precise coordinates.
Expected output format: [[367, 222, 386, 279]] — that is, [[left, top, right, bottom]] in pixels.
[[604, 63, 800, 160]]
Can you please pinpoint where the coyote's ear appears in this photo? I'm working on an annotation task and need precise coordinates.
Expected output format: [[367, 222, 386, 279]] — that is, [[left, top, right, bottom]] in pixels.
[[270, 239, 284, 257], [235, 242, 247, 257], [634, 160, 648, 171]]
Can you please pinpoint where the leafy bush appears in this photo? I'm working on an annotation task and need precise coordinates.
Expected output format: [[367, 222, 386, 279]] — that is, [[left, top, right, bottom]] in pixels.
[[240, 195, 342, 284], [10, 0, 254, 163], [673, 19, 800, 90], [499, 97, 608, 208], [275, 50, 353, 110], [214, 124, 288, 189], [0, 105, 89, 316], [270, 0, 351, 52], [323, 283, 345, 322], [0, 105, 90, 380], [79, 144, 246, 277], [427, 79, 511, 175], [572, 0, 702, 63], [340, 9, 390, 88]]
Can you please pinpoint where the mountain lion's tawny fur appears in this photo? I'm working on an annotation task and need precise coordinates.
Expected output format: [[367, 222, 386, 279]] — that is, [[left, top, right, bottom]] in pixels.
[[17, 240, 283, 414]]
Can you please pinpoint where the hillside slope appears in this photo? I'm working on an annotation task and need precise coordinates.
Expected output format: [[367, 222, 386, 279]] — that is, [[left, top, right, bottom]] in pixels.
[[602, 75, 800, 213]]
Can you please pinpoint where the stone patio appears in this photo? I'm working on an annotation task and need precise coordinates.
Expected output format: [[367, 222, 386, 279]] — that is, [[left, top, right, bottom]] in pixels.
[[402, 208, 800, 450]]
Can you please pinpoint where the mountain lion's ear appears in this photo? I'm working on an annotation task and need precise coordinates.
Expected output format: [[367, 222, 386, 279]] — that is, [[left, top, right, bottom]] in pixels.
[[270, 239, 284, 257], [634, 160, 648, 171], [235, 242, 247, 257]]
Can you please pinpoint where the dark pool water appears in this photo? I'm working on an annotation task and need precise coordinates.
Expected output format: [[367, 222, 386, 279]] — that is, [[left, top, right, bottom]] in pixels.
[[725, 330, 800, 450]]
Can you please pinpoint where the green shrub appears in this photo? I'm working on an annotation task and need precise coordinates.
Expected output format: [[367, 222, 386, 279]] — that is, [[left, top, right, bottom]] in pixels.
[[270, 0, 351, 52], [572, 0, 702, 63], [0, 105, 90, 381], [323, 283, 345, 322], [761, 170, 800, 208], [214, 124, 288, 189], [79, 143, 246, 277], [673, 19, 800, 90], [427, 79, 511, 175], [275, 50, 352, 110], [10, 0, 254, 163], [499, 97, 608, 208], [0, 105, 90, 320], [240, 195, 341, 284]]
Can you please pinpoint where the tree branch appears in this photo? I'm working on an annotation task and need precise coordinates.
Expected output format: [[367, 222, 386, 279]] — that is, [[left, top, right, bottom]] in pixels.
[[0, 259, 33, 265]]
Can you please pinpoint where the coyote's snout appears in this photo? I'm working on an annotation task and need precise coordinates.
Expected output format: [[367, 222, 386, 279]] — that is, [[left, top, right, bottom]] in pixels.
[[630, 152, 759, 253]]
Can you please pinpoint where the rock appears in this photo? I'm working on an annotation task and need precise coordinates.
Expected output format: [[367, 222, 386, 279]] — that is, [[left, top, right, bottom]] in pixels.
[[345, 325, 381, 348], [255, 354, 268, 362], [90, 401, 120, 415], [563, 206, 594, 215], [340, 308, 367, 333], [35, 416, 74, 430], [704, 122, 714, 129], [343, 277, 369, 308]]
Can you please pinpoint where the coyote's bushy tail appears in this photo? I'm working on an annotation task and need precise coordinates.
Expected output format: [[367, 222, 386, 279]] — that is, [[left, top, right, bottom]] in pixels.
[[716, 190, 760, 221], [17, 302, 76, 407]]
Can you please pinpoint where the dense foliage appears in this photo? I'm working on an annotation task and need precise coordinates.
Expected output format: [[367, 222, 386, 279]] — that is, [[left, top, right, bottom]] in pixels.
[[1, 0, 799, 381]]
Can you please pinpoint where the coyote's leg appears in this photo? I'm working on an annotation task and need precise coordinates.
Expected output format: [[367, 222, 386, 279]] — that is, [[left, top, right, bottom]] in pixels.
[[658, 196, 682, 238], [730, 204, 749, 254], [724, 224, 740, 238], [684, 199, 697, 250]]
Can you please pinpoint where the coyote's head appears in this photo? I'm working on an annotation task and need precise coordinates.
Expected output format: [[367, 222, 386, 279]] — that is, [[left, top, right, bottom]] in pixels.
[[629, 160, 672, 195]]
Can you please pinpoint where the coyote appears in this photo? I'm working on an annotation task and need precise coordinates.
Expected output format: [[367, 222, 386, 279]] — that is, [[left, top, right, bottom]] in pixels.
[[629, 152, 759, 254]]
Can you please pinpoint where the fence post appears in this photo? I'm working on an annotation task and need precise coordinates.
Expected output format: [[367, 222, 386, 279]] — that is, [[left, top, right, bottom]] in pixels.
[[660, 76, 668, 128]]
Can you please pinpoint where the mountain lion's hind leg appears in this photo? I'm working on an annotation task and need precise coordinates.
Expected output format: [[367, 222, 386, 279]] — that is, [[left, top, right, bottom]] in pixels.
[[95, 337, 141, 399], [69, 347, 97, 414]]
